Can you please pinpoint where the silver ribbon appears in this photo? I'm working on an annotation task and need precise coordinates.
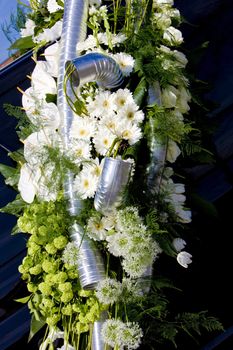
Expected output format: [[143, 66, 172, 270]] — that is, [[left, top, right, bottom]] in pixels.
[[91, 311, 109, 350], [94, 157, 132, 214]]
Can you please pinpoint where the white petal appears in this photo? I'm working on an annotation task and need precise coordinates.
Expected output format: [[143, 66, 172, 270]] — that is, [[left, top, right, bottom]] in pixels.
[[18, 164, 38, 203]]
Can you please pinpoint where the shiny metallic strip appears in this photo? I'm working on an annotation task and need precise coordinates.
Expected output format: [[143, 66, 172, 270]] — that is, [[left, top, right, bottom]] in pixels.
[[91, 311, 109, 350], [94, 157, 132, 214], [67, 52, 124, 89]]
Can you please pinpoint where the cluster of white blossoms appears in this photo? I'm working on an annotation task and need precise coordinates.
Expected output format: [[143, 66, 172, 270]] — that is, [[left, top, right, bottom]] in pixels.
[[101, 319, 143, 350], [87, 207, 161, 278], [172, 238, 192, 268]]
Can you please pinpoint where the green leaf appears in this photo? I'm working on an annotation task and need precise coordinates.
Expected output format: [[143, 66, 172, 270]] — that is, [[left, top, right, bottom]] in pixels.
[[28, 314, 46, 342], [15, 295, 31, 304], [133, 78, 147, 106], [0, 196, 27, 216], [9, 36, 34, 50], [0, 164, 17, 182], [8, 149, 25, 163], [46, 93, 57, 104], [191, 193, 219, 219], [11, 223, 21, 235]]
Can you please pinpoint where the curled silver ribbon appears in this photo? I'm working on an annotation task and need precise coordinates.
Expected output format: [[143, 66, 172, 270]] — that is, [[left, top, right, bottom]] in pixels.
[[91, 311, 109, 350], [94, 157, 132, 214]]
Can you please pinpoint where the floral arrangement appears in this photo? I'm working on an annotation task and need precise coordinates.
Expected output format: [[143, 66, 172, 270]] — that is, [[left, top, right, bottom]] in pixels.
[[0, 0, 223, 349]]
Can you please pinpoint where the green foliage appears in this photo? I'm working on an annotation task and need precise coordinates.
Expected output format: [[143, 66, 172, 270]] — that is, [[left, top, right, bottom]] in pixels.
[[0, 195, 27, 216], [0, 163, 19, 187], [3, 103, 35, 140]]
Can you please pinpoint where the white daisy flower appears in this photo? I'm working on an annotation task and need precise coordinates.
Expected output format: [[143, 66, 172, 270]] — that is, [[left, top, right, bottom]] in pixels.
[[99, 114, 119, 133], [31, 61, 57, 97], [177, 251, 192, 268], [70, 116, 95, 140], [74, 170, 99, 199], [172, 238, 186, 252], [114, 88, 134, 109], [112, 53, 135, 77], [90, 90, 117, 118], [117, 102, 144, 124], [82, 157, 104, 178], [68, 139, 91, 162], [93, 127, 115, 155], [115, 121, 142, 145], [87, 216, 108, 241]]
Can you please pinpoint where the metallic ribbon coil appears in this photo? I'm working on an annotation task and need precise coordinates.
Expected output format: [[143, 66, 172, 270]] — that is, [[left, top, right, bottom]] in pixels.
[[70, 222, 105, 290], [92, 311, 109, 350], [94, 157, 132, 214], [66, 52, 124, 89]]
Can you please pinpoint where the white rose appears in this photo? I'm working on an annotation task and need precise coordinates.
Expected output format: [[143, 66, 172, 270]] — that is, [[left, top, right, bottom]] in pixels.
[[153, 13, 171, 30], [173, 50, 188, 68], [177, 251, 192, 268], [163, 26, 183, 46], [20, 19, 35, 37]]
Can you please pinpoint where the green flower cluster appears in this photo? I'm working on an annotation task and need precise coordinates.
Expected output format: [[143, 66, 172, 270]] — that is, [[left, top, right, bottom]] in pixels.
[[18, 198, 102, 334]]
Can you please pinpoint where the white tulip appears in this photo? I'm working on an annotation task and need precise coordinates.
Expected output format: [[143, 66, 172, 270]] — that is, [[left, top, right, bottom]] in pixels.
[[177, 251, 192, 268], [172, 238, 186, 252]]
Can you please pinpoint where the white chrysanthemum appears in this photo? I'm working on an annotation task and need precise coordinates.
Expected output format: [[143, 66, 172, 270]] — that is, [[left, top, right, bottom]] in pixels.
[[87, 216, 108, 241], [113, 53, 135, 77], [34, 20, 63, 44], [117, 103, 144, 124], [89, 90, 117, 118], [166, 140, 181, 163], [20, 18, 35, 37], [18, 163, 40, 203], [70, 116, 95, 140], [161, 85, 178, 108], [163, 26, 183, 46], [93, 127, 115, 155], [74, 170, 98, 199], [47, 0, 63, 13], [76, 34, 97, 54], [177, 251, 192, 268], [62, 242, 79, 266], [43, 42, 60, 77], [31, 61, 57, 97], [115, 121, 142, 145], [113, 88, 134, 109], [96, 278, 122, 304], [172, 238, 186, 252], [68, 139, 91, 162]]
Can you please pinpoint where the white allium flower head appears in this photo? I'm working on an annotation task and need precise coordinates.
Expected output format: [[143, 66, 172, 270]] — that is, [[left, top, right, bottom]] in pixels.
[[20, 18, 35, 37], [101, 319, 124, 348], [87, 216, 108, 241], [93, 127, 115, 155], [177, 251, 192, 268], [163, 26, 183, 46], [43, 42, 60, 77], [115, 120, 142, 145], [113, 53, 135, 77], [120, 322, 143, 349], [172, 238, 186, 252], [95, 278, 122, 304], [33, 20, 63, 44], [31, 61, 57, 96], [107, 232, 133, 257], [62, 242, 79, 266], [47, 0, 63, 13], [70, 116, 95, 140]]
